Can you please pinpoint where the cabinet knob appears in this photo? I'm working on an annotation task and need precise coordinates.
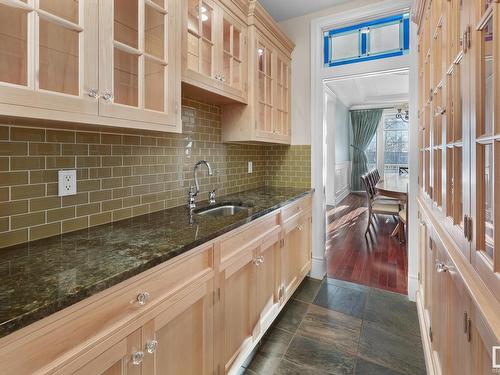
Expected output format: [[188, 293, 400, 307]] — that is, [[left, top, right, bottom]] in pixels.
[[253, 256, 264, 266], [102, 92, 113, 102], [435, 262, 448, 273], [297, 225, 303, 231], [131, 351, 144, 365], [136, 291, 150, 305], [88, 88, 99, 99], [146, 339, 159, 354]]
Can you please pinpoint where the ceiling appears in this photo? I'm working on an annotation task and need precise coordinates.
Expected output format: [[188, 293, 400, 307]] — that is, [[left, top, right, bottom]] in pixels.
[[325, 70, 409, 108], [259, 0, 351, 22]]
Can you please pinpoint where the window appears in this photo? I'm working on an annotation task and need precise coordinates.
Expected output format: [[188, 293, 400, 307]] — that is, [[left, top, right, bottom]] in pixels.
[[383, 114, 408, 174], [366, 133, 377, 170], [323, 13, 410, 67]]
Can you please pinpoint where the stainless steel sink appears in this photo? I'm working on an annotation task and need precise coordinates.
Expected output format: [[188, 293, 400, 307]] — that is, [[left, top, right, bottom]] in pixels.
[[193, 204, 252, 217]]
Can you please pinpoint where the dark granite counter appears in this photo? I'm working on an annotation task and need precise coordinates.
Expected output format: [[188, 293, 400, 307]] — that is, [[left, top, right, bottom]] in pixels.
[[0, 187, 312, 339]]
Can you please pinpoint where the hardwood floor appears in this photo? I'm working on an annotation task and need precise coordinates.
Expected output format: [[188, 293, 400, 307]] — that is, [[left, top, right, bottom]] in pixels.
[[325, 194, 408, 295]]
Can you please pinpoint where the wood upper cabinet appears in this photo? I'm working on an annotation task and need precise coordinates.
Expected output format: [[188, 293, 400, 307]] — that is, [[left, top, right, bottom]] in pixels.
[[0, 0, 98, 115], [98, 0, 181, 129], [0, 0, 181, 133], [221, 1, 294, 144], [470, 0, 500, 303], [182, 0, 248, 103], [418, 0, 499, 300]]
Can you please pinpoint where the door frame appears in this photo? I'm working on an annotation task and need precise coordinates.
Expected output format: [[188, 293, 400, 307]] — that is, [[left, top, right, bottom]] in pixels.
[[309, 0, 419, 300]]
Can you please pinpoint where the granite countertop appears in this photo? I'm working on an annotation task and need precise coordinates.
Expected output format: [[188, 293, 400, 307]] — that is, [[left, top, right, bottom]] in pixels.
[[0, 187, 312, 339]]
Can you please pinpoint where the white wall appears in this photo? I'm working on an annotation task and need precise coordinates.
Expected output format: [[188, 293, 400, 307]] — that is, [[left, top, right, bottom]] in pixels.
[[325, 89, 337, 205], [334, 99, 351, 163], [279, 0, 378, 145]]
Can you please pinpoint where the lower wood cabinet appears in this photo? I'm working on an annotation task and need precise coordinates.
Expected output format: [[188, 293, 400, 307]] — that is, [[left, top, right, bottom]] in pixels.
[[0, 194, 312, 375], [416, 202, 499, 375], [282, 210, 312, 300], [69, 328, 142, 375]]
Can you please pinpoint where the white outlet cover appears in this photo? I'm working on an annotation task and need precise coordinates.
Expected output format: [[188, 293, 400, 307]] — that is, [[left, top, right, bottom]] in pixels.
[[248, 161, 253, 174], [58, 170, 77, 197]]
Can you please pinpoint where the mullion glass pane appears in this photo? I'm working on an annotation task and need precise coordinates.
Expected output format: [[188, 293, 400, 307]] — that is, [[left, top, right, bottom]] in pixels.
[[201, 3, 212, 41], [453, 147, 462, 226], [369, 23, 400, 54], [223, 19, 230, 53], [187, 0, 199, 35], [0, 5, 28, 86], [446, 147, 453, 217], [481, 144, 494, 259], [145, 5, 164, 59], [144, 58, 164, 112], [39, 0, 79, 23], [114, 0, 138, 48], [39, 19, 79, 95], [330, 32, 359, 60], [480, 16, 494, 136], [114, 48, 138, 107]]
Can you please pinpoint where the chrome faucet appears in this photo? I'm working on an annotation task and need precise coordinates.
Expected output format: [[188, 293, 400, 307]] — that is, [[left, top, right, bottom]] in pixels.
[[188, 160, 213, 210]]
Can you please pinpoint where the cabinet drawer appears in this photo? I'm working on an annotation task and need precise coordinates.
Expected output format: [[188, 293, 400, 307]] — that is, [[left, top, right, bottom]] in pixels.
[[220, 214, 280, 266], [0, 245, 213, 375], [281, 195, 311, 223]]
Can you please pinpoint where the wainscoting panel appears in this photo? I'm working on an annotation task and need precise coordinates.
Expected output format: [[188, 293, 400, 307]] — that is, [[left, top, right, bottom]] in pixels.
[[334, 161, 351, 204]]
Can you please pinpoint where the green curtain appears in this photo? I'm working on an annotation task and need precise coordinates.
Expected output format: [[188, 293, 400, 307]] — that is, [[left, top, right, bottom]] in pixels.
[[350, 109, 383, 191]]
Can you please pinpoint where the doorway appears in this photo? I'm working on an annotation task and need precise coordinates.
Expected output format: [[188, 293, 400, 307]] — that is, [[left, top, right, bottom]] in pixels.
[[322, 70, 411, 294]]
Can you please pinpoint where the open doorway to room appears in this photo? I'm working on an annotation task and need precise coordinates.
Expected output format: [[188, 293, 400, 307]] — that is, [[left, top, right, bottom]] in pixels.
[[323, 69, 410, 294]]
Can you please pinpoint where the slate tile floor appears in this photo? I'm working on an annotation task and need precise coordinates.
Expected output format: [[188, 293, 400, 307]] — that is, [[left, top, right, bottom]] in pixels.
[[240, 277, 426, 375]]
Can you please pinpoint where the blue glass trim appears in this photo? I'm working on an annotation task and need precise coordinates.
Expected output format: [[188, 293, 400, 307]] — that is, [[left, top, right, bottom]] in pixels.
[[323, 35, 329, 64], [403, 18, 410, 50], [323, 12, 410, 67]]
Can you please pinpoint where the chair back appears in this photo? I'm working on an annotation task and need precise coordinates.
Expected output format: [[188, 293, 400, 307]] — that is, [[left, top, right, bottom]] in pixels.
[[366, 170, 377, 196], [360, 174, 375, 203], [373, 169, 380, 183]]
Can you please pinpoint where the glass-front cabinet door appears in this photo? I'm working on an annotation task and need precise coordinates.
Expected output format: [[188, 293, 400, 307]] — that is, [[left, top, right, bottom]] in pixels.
[[99, 0, 180, 128], [471, 0, 499, 299], [275, 53, 291, 139], [185, 0, 217, 83], [255, 34, 274, 137], [0, 0, 98, 115], [220, 9, 246, 100], [440, 0, 473, 258]]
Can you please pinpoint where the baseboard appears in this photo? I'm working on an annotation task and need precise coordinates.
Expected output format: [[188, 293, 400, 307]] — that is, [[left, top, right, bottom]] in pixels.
[[416, 290, 440, 375], [334, 188, 350, 205], [310, 256, 326, 280]]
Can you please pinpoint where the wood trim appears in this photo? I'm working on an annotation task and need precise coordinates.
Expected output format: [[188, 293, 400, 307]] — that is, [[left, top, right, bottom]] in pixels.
[[247, 0, 294, 55], [416, 290, 438, 375]]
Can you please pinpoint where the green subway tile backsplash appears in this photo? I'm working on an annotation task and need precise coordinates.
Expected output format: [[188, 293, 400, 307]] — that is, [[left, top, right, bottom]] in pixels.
[[0, 97, 310, 248]]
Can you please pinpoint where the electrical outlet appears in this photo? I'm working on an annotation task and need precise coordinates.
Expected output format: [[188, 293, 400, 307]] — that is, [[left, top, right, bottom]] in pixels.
[[248, 161, 253, 174], [58, 170, 77, 197]]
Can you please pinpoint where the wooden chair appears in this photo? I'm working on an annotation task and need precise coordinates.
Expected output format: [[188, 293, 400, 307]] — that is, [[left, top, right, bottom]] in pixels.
[[368, 169, 398, 203], [361, 174, 400, 235]]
